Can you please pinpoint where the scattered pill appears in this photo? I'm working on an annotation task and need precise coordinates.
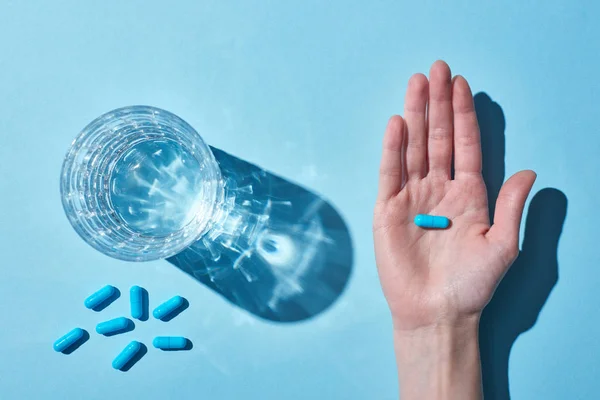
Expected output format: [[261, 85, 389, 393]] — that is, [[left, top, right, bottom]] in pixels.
[[53, 328, 85, 352], [152, 336, 188, 350], [130, 286, 144, 320], [414, 214, 450, 229], [153, 295, 185, 320], [112, 341, 142, 370], [96, 317, 132, 336], [84, 285, 117, 310]]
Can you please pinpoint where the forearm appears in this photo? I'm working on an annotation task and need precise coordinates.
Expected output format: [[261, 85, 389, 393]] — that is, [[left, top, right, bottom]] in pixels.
[[393, 317, 483, 400]]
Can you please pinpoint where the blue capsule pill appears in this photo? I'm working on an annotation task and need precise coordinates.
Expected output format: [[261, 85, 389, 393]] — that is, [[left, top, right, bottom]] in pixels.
[[130, 286, 144, 320], [84, 285, 117, 310], [112, 341, 142, 370], [152, 336, 188, 350], [96, 317, 132, 336], [153, 295, 184, 320], [414, 214, 450, 229], [53, 328, 85, 352]]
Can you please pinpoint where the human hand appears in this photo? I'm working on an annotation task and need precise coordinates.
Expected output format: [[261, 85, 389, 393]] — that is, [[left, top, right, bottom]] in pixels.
[[373, 61, 536, 332]]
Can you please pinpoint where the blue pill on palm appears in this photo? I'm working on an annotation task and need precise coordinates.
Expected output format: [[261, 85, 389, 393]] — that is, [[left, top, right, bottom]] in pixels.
[[152, 336, 189, 350], [53, 328, 85, 352], [153, 295, 185, 320], [84, 285, 117, 310], [112, 341, 142, 370], [96, 317, 133, 336], [414, 214, 450, 229]]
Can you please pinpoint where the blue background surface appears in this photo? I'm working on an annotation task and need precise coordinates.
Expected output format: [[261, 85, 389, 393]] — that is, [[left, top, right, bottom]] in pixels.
[[0, 1, 598, 399]]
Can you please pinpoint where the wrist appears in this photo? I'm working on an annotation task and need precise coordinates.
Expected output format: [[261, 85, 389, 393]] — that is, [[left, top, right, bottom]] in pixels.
[[392, 312, 481, 335], [393, 316, 482, 400]]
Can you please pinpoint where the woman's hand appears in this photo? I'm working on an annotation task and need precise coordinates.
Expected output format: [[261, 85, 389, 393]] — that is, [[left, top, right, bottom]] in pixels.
[[374, 61, 535, 331]]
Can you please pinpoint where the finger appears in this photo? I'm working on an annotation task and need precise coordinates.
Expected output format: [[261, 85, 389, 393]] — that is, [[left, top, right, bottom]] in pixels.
[[427, 60, 453, 179], [486, 170, 537, 261], [403, 73, 429, 179], [378, 115, 406, 200], [452, 76, 482, 177]]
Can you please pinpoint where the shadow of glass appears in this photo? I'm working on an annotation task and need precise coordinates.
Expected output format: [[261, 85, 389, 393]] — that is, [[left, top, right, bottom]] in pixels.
[[475, 92, 568, 400], [168, 148, 354, 323]]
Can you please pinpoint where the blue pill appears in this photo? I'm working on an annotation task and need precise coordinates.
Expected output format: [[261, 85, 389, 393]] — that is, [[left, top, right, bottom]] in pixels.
[[53, 328, 85, 352], [112, 341, 142, 370], [414, 214, 450, 229], [96, 317, 132, 336], [153, 295, 184, 320], [84, 285, 116, 309], [152, 336, 188, 350], [130, 286, 144, 320]]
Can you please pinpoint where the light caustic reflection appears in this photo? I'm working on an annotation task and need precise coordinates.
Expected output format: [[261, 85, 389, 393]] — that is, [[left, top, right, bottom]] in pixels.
[[110, 139, 207, 236], [211, 195, 332, 310]]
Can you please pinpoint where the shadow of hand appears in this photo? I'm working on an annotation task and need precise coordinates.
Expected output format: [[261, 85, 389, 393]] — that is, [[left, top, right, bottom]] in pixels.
[[475, 92, 568, 400], [481, 188, 567, 400]]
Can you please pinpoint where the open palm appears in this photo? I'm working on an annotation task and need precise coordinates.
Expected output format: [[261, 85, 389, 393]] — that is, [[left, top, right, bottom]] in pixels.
[[373, 61, 536, 331]]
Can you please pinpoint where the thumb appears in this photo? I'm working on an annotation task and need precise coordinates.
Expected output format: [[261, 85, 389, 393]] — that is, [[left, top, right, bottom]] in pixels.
[[486, 170, 537, 261]]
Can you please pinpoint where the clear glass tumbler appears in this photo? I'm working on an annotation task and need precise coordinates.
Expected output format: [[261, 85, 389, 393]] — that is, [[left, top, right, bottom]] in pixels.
[[61, 106, 223, 261]]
